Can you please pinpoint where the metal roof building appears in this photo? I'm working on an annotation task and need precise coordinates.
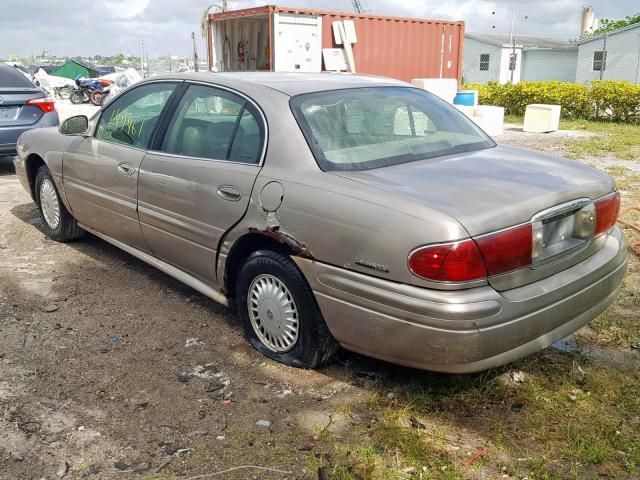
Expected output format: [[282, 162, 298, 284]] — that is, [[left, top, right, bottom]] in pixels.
[[51, 58, 101, 80]]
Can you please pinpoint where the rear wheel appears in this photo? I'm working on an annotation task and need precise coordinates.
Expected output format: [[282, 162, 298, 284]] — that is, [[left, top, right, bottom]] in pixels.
[[237, 250, 338, 368], [35, 166, 84, 242], [90, 90, 105, 106]]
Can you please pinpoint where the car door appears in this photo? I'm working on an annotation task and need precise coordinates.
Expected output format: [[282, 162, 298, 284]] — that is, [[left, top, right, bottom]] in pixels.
[[62, 82, 179, 252], [138, 83, 266, 284]]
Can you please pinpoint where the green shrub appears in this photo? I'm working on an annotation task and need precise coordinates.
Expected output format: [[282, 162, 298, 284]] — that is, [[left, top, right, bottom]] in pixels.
[[461, 80, 639, 122], [590, 80, 640, 122]]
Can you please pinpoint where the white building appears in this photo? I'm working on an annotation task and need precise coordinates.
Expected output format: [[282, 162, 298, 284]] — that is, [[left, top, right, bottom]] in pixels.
[[463, 33, 578, 84], [576, 22, 640, 84]]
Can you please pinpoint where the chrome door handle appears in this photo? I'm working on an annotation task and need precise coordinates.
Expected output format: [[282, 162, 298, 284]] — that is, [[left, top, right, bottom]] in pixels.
[[117, 163, 136, 176], [217, 185, 241, 202]]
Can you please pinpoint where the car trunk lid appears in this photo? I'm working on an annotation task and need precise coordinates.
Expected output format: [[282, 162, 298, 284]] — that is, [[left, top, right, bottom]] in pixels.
[[333, 144, 616, 289], [0, 89, 46, 128]]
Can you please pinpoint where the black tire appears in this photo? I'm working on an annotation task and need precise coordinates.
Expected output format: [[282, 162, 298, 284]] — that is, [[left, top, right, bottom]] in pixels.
[[34, 166, 84, 242], [59, 87, 72, 99], [90, 90, 105, 106], [69, 91, 83, 104], [236, 250, 339, 368]]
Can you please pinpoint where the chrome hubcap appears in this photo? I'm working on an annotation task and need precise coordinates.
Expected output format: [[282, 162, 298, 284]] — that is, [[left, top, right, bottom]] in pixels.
[[248, 274, 299, 353], [40, 179, 60, 229]]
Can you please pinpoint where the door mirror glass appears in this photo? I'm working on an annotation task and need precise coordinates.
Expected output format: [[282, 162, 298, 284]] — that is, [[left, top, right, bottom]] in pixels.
[[60, 115, 89, 136]]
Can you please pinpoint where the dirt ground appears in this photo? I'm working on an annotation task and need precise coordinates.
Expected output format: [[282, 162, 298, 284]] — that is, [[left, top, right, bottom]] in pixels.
[[0, 155, 363, 480], [1, 123, 639, 480]]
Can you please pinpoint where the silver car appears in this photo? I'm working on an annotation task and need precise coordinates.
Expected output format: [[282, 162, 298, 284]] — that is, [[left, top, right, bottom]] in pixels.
[[0, 63, 59, 156], [14, 72, 627, 373]]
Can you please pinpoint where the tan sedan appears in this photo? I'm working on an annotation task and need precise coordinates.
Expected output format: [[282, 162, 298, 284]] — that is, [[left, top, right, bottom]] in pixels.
[[14, 72, 626, 372]]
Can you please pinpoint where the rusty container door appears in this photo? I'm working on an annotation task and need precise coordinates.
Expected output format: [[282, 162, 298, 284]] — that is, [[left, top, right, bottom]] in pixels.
[[319, 13, 464, 83]]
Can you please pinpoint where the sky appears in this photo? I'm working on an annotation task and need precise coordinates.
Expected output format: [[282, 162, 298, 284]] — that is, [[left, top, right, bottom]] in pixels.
[[1, 0, 637, 59]]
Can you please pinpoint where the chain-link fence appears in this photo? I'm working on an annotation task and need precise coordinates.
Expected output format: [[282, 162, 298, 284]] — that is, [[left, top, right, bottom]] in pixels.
[[463, 30, 640, 85]]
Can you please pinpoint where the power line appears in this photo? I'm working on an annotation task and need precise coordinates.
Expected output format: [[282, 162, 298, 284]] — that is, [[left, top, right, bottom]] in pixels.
[[351, 0, 365, 14]]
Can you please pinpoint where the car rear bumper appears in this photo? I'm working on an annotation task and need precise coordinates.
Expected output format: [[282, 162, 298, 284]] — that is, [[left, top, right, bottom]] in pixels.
[[0, 111, 59, 155], [293, 227, 628, 373]]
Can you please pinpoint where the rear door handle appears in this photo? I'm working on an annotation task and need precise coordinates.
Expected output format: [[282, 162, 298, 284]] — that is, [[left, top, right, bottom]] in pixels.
[[217, 185, 241, 202], [117, 162, 136, 176]]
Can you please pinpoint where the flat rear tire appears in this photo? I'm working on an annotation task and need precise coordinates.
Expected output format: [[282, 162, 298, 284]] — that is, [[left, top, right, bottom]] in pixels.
[[237, 250, 338, 368]]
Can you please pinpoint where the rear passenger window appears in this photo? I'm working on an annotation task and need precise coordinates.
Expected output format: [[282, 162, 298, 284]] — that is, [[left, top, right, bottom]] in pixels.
[[160, 85, 263, 164]]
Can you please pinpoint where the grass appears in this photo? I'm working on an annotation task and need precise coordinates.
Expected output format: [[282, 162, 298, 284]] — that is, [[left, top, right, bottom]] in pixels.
[[504, 115, 640, 161], [561, 120, 640, 161], [312, 351, 640, 479]]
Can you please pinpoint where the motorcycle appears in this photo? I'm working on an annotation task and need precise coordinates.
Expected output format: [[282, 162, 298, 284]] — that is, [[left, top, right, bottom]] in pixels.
[[69, 76, 111, 106]]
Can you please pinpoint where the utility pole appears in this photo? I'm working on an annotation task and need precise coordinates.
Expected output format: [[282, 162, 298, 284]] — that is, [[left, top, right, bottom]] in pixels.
[[600, 32, 608, 80], [504, 8, 527, 83], [509, 8, 515, 83], [139, 40, 145, 77], [191, 32, 199, 72], [636, 33, 640, 84]]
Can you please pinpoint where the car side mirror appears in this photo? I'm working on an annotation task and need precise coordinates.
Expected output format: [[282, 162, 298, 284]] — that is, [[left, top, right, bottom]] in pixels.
[[60, 115, 89, 136]]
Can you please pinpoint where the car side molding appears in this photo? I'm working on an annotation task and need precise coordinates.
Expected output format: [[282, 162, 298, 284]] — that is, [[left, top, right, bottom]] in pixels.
[[79, 224, 229, 307]]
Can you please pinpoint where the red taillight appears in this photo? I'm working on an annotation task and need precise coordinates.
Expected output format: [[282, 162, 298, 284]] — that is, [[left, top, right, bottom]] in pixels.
[[475, 224, 533, 276], [26, 97, 55, 113], [409, 224, 533, 282], [408, 240, 488, 282], [594, 192, 620, 236]]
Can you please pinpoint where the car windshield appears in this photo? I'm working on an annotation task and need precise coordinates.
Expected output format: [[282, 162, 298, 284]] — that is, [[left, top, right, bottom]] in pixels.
[[290, 86, 496, 171]]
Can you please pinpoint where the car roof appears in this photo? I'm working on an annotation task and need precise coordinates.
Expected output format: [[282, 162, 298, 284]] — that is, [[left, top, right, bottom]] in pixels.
[[146, 71, 409, 96]]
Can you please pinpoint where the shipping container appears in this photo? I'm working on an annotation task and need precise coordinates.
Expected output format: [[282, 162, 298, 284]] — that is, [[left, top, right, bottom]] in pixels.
[[207, 5, 464, 83]]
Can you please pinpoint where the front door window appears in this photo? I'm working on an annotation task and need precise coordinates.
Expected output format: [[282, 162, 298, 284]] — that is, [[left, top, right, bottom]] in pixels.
[[95, 82, 177, 149]]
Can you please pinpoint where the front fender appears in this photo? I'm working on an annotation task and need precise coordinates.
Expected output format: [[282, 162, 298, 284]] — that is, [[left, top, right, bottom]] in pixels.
[[19, 127, 74, 209]]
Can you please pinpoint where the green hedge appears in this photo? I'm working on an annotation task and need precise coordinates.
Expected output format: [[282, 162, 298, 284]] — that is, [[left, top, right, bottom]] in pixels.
[[462, 80, 640, 122]]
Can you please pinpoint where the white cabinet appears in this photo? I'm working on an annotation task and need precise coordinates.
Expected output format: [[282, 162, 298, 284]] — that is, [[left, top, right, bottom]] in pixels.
[[523, 104, 561, 133]]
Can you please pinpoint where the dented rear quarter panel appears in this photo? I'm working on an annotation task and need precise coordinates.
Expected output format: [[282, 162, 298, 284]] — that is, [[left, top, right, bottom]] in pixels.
[[216, 85, 471, 290]]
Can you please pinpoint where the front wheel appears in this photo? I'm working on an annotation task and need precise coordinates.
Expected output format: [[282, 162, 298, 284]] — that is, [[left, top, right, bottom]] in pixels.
[[69, 91, 84, 104], [35, 166, 84, 242], [57, 86, 72, 99], [236, 250, 338, 368]]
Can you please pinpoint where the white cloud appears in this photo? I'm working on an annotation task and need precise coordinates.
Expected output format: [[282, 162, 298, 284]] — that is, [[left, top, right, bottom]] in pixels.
[[0, 0, 636, 57], [104, 0, 150, 19]]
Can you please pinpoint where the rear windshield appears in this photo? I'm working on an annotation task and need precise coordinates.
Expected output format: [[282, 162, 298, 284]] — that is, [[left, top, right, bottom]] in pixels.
[[0, 65, 36, 89], [290, 87, 495, 171]]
